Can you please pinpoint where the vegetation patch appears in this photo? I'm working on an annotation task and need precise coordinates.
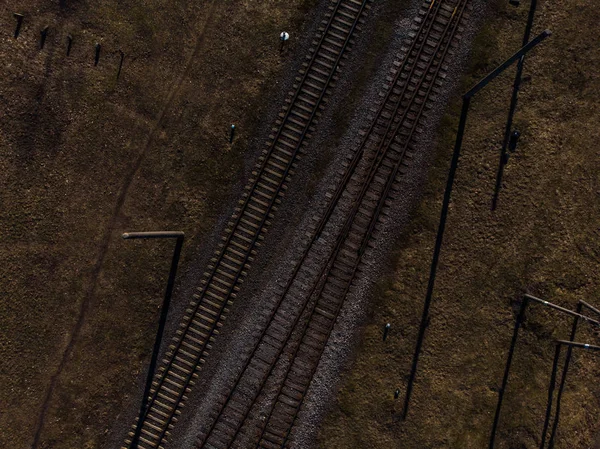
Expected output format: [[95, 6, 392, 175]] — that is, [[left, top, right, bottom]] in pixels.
[[318, 0, 600, 448]]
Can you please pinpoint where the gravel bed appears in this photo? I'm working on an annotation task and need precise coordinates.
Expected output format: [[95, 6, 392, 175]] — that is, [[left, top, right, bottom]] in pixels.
[[290, 1, 492, 448], [106, 0, 492, 448]]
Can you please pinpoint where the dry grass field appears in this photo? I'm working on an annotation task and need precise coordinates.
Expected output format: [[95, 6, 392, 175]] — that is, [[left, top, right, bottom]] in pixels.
[[318, 0, 600, 448], [0, 0, 317, 447]]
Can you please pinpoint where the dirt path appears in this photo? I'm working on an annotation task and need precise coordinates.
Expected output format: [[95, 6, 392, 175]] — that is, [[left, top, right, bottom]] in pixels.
[[30, 5, 219, 447]]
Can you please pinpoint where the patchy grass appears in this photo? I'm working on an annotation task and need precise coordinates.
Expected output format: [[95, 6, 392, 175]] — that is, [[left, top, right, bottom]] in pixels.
[[318, 0, 600, 448], [0, 0, 319, 447]]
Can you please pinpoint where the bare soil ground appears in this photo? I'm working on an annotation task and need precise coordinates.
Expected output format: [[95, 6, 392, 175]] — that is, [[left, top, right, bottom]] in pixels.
[[0, 0, 318, 447], [318, 0, 600, 448]]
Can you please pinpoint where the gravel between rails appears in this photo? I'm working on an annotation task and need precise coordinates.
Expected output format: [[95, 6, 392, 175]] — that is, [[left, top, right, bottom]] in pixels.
[[107, 0, 492, 447], [291, 1, 491, 448], [165, 0, 414, 446], [103, 0, 333, 446]]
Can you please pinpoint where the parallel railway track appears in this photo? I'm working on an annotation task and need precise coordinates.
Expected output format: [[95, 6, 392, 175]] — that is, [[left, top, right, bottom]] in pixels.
[[195, 1, 470, 448], [123, 0, 371, 447]]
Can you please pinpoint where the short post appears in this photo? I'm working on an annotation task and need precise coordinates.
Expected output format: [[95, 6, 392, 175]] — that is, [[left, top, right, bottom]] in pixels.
[[401, 30, 552, 423], [117, 49, 125, 80], [229, 124, 236, 144], [122, 231, 185, 449], [508, 130, 520, 153], [280, 31, 290, 53], [94, 43, 101, 66], [40, 26, 49, 50], [13, 13, 24, 39], [394, 389, 400, 400], [383, 323, 391, 341], [66, 34, 73, 56]]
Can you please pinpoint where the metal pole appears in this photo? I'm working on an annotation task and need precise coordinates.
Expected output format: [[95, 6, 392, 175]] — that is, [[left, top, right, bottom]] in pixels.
[[492, 0, 538, 210], [547, 302, 600, 448], [94, 43, 101, 66], [546, 340, 600, 449], [540, 302, 581, 448], [580, 300, 600, 316], [401, 30, 551, 421], [488, 295, 529, 449], [13, 13, 24, 39], [524, 294, 600, 327], [555, 340, 600, 351], [123, 231, 185, 449], [465, 30, 551, 99], [539, 343, 562, 449], [489, 295, 599, 448]]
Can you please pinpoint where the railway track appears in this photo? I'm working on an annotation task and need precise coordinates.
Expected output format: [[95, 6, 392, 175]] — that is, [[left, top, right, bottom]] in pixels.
[[122, 1, 372, 448], [195, 1, 470, 448]]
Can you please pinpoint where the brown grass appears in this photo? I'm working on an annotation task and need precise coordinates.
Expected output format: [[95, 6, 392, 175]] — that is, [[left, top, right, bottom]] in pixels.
[[318, 0, 600, 448], [0, 0, 318, 447]]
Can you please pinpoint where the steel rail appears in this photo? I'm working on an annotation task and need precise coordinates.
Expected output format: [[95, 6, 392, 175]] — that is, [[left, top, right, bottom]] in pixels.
[[315, 0, 439, 239], [195, 2, 442, 447], [256, 3, 468, 447], [125, 1, 371, 447]]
